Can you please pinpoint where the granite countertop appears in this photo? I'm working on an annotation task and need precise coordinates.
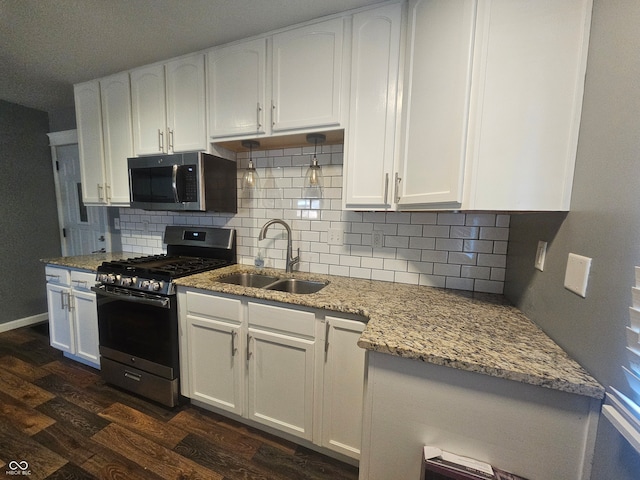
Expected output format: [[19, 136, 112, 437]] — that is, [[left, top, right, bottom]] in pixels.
[[42, 252, 133, 272], [176, 264, 604, 400], [42, 256, 605, 399]]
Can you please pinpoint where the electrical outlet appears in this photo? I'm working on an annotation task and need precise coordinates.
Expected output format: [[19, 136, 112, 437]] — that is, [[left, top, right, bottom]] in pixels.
[[372, 231, 384, 248], [535, 241, 547, 271], [328, 228, 343, 246], [142, 220, 149, 232]]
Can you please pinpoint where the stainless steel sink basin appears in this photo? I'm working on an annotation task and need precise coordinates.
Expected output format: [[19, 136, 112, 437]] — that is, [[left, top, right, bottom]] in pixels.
[[217, 272, 280, 288], [264, 278, 328, 294]]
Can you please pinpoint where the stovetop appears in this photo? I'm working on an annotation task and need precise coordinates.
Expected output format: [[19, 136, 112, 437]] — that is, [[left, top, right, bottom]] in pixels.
[[95, 226, 236, 296], [99, 254, 231, 278]]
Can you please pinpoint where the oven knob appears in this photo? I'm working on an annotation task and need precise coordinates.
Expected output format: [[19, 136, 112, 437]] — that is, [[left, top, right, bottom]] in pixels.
[[121, 277, 132, 287], [106, 274, 116, 284], [149, 281, 162, 291], [141, 280, 150, 289]]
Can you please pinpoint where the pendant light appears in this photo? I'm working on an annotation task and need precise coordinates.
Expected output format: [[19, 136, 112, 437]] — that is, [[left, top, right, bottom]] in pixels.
[[304, 133, 326, 198], [241, 140, 260, 190]]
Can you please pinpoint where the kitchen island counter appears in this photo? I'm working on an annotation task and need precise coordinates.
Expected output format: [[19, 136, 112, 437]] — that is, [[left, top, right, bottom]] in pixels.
[[174, 264, 604, 400]]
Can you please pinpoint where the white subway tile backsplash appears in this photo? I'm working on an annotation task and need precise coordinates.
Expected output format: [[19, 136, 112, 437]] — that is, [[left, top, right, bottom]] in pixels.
[[119, 145, 509, 293]]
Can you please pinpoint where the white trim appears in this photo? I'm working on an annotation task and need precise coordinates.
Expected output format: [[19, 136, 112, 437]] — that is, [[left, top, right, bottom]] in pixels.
[[0, 313, 48, 333], [47, 129, 78, 146]]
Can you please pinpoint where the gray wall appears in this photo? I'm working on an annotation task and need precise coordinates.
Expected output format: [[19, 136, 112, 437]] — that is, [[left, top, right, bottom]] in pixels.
[[504, 0, 640, 478], [0, 101, 61, 325]]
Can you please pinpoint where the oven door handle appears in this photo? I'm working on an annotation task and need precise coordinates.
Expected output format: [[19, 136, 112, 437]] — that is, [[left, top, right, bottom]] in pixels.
[[91, 286, 171, 309], [172, 164, 180, 203]]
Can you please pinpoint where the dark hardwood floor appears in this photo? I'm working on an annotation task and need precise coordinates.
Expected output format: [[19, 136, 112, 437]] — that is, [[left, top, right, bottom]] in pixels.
[[0, 324, 359, 480]]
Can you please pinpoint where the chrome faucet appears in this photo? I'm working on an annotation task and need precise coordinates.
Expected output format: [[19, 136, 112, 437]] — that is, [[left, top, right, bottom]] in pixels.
[[258, 219, 300, 273]]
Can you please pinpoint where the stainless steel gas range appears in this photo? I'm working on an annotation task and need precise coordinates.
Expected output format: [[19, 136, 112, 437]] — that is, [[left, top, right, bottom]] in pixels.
[[92, 226, 235, 407]]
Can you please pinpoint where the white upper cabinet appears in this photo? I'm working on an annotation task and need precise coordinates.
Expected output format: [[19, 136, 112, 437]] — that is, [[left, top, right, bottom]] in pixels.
[[74, 80, 106, 204], [74, 74, 132, 206], [463, 0, 591, 210], [131, 64, 167, 155], [208, 38, 267, 138], [271, 17, 346, 132], [100, 72, 134, 205], [166, 55, 208, 152], [398, 0, 477, 207], [131, 53, 207, 155], [343, 2, 403, 209], [397, 0, 592, 211]]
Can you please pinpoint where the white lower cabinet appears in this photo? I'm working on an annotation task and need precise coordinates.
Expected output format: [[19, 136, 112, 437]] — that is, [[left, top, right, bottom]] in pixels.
[[183, 292, 244, 415], [178, 287, 366, 460], [321, 316, 366, 458], [247, 302, 315, 440], [45, 266, 100, 368]]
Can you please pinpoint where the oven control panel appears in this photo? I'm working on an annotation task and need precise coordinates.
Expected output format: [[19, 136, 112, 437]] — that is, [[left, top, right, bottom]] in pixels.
[[96, 273, 170, 295]]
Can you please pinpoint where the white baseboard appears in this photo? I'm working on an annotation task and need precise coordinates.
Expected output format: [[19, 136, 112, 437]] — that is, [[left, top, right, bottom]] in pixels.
[[0, 313, 48, 333]]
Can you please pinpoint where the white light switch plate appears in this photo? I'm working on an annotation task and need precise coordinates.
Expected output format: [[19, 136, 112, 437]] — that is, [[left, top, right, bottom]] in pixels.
[[564, 253, 592, 297]]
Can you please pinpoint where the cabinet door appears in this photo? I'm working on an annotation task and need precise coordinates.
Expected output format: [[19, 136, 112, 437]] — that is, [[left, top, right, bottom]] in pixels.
[[166, 54, 208, 152], [100, 72, 133, 205], [344, 3, 402, 209], [46, 283, 74, 353], [74, 80, 107, 204], [398, 0, 477, 207], [272, 18, 345, 131], [322, 316, 366, 459], [465, 0, 591, 210], [208, 39, 267, 138], [71, 289, 100, 366], [187, 316, 244, 415], [131, 64, 167, 155], [247, 328, 315, 440]]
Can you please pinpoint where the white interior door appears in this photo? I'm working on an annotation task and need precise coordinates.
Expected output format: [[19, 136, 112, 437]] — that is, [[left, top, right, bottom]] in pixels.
[[49, 132, 109, 256]]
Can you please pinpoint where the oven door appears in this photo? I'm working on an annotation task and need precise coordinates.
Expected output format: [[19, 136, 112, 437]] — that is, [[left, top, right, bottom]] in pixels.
[[92, 285, 179, 379]]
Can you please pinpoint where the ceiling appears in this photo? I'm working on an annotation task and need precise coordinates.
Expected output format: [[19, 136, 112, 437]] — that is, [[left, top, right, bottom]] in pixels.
[[0, 0, 381, 113]]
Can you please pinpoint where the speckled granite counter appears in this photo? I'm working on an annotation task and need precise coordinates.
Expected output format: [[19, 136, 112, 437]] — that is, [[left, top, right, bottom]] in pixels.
[[40, 256, 604, 400], [41, 252, 133, 272], [175, 264, 605, 400]]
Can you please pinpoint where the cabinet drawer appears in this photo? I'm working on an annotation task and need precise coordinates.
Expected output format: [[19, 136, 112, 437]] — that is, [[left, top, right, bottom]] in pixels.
[[248, 302, 315, 338], [186, 291, 242, 324], [70, 270, 96, 291], [45, 266, 70, 286]]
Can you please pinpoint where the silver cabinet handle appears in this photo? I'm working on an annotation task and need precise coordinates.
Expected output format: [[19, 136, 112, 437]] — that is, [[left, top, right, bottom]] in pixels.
[[394, 172, 402, 204], [257, 102, 263, 129], [105, 184, 111, 201], [168, 128, 174, 151], [67, 292, 74, 311], [231, 330, 237, 356], [158, 129, 164, 151], [97, 183, 104, 201], [384, 173, 390, 205], [60, 290, 66, 310], [246, 334, 253, 361], [324, 320, 330, 358], [271, 100, 276, 126]]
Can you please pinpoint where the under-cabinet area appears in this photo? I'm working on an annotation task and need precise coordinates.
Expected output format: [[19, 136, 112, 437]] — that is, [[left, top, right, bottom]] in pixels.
[[177, 287, 367, 462]]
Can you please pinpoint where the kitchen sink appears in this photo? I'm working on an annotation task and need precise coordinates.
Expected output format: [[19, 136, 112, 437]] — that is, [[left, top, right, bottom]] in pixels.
[[217, 273, 328, 294], [217, 272, 280, 288], [264, 278, 328, 294]]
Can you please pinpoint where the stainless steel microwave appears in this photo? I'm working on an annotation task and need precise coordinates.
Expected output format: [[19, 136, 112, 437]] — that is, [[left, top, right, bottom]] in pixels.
[[128, 152, 237, 212]]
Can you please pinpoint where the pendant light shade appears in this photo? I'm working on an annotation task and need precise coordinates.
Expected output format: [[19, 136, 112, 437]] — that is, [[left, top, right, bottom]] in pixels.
[[241, 140, 260, 190], [304, 133, 326, 198]]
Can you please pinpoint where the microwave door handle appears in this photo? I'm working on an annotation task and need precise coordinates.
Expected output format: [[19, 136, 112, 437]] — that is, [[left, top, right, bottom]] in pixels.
[[172, 164, 179, 203]]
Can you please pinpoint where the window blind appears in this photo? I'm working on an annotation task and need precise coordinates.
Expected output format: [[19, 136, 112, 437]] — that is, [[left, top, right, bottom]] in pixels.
[[602, 266, 640, 453]]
